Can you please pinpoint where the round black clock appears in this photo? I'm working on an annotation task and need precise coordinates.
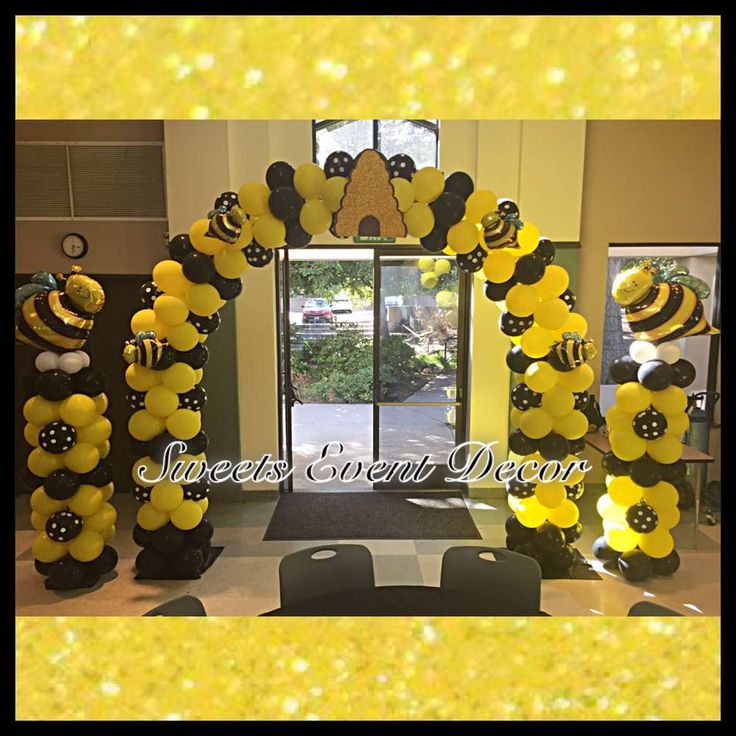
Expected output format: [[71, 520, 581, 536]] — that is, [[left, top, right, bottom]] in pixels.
[[61, 233, 89, 260]]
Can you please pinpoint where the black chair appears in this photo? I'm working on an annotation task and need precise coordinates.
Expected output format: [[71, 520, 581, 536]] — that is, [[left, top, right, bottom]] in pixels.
[[628, 601, 683, 616], [143, 595, 207, 616], [279, 545, 375, 607], [440, 546, 542, 615]]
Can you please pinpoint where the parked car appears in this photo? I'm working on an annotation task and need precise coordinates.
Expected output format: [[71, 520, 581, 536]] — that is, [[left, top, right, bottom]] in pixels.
[[302, 298, 333, 324], [331, 297, 354, 314]]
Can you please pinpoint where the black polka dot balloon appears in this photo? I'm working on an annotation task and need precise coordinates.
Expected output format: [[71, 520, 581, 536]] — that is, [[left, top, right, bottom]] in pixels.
[[214, 191, 239, 212], [632, 408, 668, 440], [133, 485, 151, 504], [573, 391, 590, 411], [500, 311, 533, 337], [507, 479, 535, 499], [533, 238, 556, 265], [498, 200, 520, 220], [39, 422, 77, 454], [387, 154, 416, 181], [323, 151, 354, 178], [565, 483, 584, 500], [45, 510, 83, 542], [126, 391, 146, 411], [457, 245, 487, 273], [139, 281, 161, 308], [183, 478, 210, 501], [179, 385, 207, 411], [560, 289, 576, 311], [511, 383, 542, 410], [245, 241, 274, 268], [626, 502, 659, 533], [189, 312, 221, 336]]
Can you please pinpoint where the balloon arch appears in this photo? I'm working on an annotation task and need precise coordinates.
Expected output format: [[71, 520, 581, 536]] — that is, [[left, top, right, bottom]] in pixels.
[[19, 147, 708, 586]]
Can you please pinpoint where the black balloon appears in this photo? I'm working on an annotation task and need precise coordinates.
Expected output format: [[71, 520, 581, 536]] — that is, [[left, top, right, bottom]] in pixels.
[[506, 345, 536, 374], [46, 510, 83, 542], [506, 478, 535, 498], [626, 501, 658, 533], [485, 277, 516, 303], [183, 478, 210, 501], [637, 360, 675, 391], [135, 548, 170, 578], [36, 370, 74, 401], [126, 390, 146, 411], [139, 280, 162, 308], [500, 311, 533, 337], [592, 536, 620, 561], [176, 343, 209, 369], [268, 187, 303, 222], [608, 355, 640, 384], [513, 254, 545, 285], [457, 246, 487, 273], [153, 345, 176, 371], [48, 556, 86, 589], [547, 351, 575, 373], [601, 452, 631, 477], [39, 421, 77, 454], [148, 432, 177, 463], [430, 191, 465, 227], [511, 382, 542, 410], [534, 522, 566, 553], [44, 469, 79, 500], [133, 524, 153, 548], [573, 391, 590, 411], [505, 514, 535, 540], [514, 542, 539, 560], [266, 161, 295, 190], [323, 151, 354, 178], [618, 549, 653, 582], [189, 312, 221, 336], [545, 544, 576, 570], [533, 238, 555, 265], [179, 384, 207, 411], [88, 545, 118, 576], [244, 241, 273, 269], [73, 367, 106, 396], [508, 430, 539, 456], [34, 559, 52, 576], [671, 359, 696, 388], [186, 430, 209, 455], [186, 517, 214, 546], [133, 484, 151, 503], [387, 153, 416, 181], [420, 226, 449, 253], [539, 432, 570, 461], [630, 456, 662, 487], [661, 459, 687, 484], [285, 219, 312, 248], [152, 524, 185, 556], [565, 482, 584, 500], [498, 200, 520, 220], [632, 408, 668, 440], [651, 549, 681, 576], [182, 252, 215, 283], [568, 437, 586, 455], [444, 171, 474, 200], [210, 273, 243, 300], [81, 458, 114, 486], [173, 547, 205, 576], [214, 191, 239, 211], [559, 289, 576, 311], [168, 234, 194, 262]]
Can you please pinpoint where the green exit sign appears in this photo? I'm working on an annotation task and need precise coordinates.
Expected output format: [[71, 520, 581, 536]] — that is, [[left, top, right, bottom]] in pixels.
[[353, 236, 396, 244]]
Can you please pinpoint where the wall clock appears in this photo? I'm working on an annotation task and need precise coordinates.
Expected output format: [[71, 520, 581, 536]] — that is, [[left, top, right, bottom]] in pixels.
[[61, 232, 89, 260]]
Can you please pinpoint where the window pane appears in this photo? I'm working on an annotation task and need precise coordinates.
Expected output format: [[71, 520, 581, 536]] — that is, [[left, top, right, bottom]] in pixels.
[[377, 120, 438, 169], [314, 120, 373, 168]]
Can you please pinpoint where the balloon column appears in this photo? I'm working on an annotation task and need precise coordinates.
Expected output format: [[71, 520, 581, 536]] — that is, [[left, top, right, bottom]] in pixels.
[[592, 259, 716, 581], [16, 268, 118, 589]]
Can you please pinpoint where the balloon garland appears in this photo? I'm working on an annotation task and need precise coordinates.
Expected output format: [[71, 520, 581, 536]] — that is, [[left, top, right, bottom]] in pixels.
[[592, 258, 718, 582], [16, 268, 118, 590]]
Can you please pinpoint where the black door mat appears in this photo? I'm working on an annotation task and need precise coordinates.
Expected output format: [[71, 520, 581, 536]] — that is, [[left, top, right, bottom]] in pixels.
[[135, 545, 224, 581], [265, 492, 482, 541]]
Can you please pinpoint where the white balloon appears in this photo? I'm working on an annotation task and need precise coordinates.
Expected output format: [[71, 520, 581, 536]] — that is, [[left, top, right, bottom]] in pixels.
[[655, 342, 682, 365], [75, 350, 91, 368], [629, 340, 657, 364], [35, 351, 60, 373], [58, 352, 85, 374]]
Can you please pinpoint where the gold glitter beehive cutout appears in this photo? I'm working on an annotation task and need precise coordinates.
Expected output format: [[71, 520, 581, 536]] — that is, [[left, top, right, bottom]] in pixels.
[[334, 150, 407, 238]]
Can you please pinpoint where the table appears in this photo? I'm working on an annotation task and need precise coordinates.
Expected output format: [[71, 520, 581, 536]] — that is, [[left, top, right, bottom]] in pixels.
[[262, 585, 547, 616], [585, 432, 715, 548]]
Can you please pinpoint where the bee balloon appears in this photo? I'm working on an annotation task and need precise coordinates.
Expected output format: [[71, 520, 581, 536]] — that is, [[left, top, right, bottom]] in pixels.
[[548, 332, 597, 371], [15, 266, 105, 352], [612, 258, 719, 343], [208, 204, 248, 244], [123, 330, 171, 369]]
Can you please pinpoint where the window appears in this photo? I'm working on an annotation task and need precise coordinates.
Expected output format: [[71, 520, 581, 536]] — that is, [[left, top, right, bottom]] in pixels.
[[313, 120, 439, 170]]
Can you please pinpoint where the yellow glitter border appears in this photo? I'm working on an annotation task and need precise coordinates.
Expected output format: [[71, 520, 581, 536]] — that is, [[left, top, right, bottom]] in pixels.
[[16, 15, 720, 119]]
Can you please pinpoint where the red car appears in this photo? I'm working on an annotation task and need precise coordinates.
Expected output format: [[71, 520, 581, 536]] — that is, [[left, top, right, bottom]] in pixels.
[[302, 298, 333, 324]]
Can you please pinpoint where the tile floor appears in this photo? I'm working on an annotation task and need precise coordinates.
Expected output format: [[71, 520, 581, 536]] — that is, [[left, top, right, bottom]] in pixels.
[[15, 491, 720, 617]]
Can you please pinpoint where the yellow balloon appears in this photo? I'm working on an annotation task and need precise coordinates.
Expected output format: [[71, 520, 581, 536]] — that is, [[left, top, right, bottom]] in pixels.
[[128, 409, 166, 441], [505, 284, 539, 317], [151, 481, 184, 512], [515, 497, 548, 528], [102, 524, 116, 543], [193, 368, 204, 384], [189, 219, 226, 256], [519, 407, 554, 439], [411, 167, 444, 203], [520, 325, 556, 360], [152, 260, 192, 296], [32, 533, 68, 563], [607, 474, 644, 506], [196, 497, 209, 514], [510, 407, 523, 428], [166, 408, 202, 440], [483, 250, 517, 283], [541, 386, 575, 418], [167, 321, 200, 352], [608, 429, 647, 461], [238, 181, 270, 216], [447, 220, 479, 254], [556, 364, 594, 393], [665, 412, 690, 437], [390, 177, 414, 212], [132, 456, 162, 486], [524, 361, 558, 393], [606, 404, 634, 432], [59, 394, 97, 427], [27, 448, 64, 477], [561, 456, 586, 484], [23, 396, 61, 426], [535, 298, 569, 331], [93, 393, 108, 414], [535, 482, 566, 508], [63, 442, 99, 474], [596, 493, 627, 524], [420, 272, 438, 289], [605, 524, 639, 552], [299, 199, 332, 235], [233, 219, 253, 249], [153, 295, 188, 326], [536, 265, 569, 299], [84, 502, 117, 532], [100, 482, 115, 502], [418, 257, 435, 272], [144, 385, 180, 418], [638, 528, 674, 559], [553, 410, 589, 440], [404, 203, 435, 238], [646, 434, 683, 464], [130, 308, 157, 335], [68, 484, 103, 516], [547, 499, 579, 527], [24, 422, 40, 447], [321, 176, 348, 212], [643, 481, 678, 509], [137, 502, 170, 531], [125, 364, 161, 392], [30, 487, 66, 515], [464, 189, 497, 223], [76, 416, 112, 445], [186, 283, 222, 317], [516, 222, 540, 254], [656, 504, 680, 530], [562, 312, 588, 338], [651, 385, 687, 416], [615, 382, 652, 414], [253, 213, 286, 248], [434, 259, 452, 276], [30, 511, 48, 531], [170, 499, 204, 530], [98, 440, 111, 459], [293, 163, 326, 201], [213, 246, 249, 278]]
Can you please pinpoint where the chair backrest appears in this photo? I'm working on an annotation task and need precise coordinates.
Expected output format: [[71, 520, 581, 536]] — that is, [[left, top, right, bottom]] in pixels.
[[628, 601, 683, 616], [143, 595, 207, 616], [279, 544, 375, 607], [440, 546, 542, 615]]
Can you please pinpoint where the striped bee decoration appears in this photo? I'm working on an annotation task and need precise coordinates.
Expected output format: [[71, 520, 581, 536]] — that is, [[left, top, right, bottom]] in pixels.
[[208, 205, 248, 244], [550, 333, 597, 370], [122, 332, 167, 368], [480, 212, 518, 250]]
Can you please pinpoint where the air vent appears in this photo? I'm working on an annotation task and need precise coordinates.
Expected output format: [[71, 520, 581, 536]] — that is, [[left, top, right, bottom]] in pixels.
[[15, 145, 71, 217]]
